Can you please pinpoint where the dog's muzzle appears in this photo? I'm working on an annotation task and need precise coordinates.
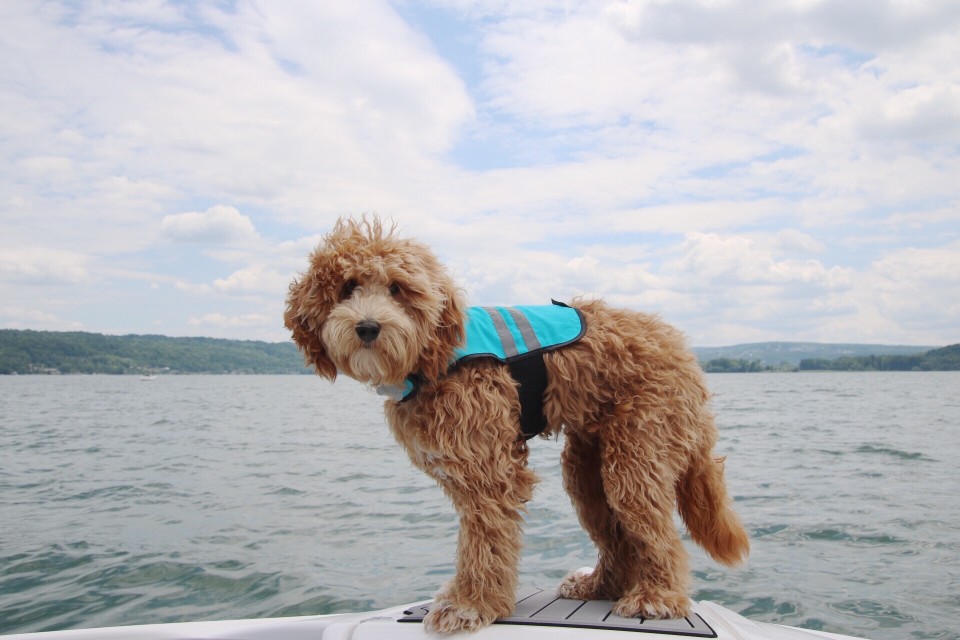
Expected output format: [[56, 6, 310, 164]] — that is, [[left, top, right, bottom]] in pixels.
[[355, 320, 381, 344]]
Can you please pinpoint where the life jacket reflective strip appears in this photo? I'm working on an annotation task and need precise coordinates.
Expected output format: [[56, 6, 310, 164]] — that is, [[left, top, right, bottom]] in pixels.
[[396, 301, 586, 440]]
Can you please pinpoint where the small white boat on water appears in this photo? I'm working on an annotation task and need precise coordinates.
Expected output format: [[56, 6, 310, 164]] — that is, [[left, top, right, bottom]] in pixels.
[[1, 585, 865, 640]]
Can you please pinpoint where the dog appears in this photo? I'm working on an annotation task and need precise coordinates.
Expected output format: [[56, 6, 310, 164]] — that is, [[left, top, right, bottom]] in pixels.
[[284, 216, 749, 634]]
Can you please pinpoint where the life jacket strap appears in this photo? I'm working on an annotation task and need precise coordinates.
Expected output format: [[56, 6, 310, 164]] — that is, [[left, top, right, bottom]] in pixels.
[[508, 352, 550, 440]]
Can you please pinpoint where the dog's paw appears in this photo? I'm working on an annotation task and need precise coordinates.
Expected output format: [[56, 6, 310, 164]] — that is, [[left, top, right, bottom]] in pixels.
[[423, 600, 490, 634], [557, 567, 605, 600], [613, 590, 691, 620]]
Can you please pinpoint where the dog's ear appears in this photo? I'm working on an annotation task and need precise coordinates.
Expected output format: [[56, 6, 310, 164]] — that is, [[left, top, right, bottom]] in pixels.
[[284, 277, 338, 380], [417, 269, 467, 384]]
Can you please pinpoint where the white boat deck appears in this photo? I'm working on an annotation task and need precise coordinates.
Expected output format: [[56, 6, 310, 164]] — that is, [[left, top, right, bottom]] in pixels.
[[2, 589, 865, 640]]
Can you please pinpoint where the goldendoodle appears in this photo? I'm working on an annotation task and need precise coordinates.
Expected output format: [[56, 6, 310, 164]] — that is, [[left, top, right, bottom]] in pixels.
[[284, 216, 749, 634]]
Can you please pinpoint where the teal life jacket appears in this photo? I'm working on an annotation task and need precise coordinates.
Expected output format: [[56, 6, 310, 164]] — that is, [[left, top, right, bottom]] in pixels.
[[381, 300, 586, 440]]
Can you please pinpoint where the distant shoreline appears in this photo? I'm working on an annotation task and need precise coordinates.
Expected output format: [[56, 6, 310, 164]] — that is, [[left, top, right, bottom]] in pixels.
[[1, 329, 957, 374], [0, 329, 309, 375], [7, 367, 960, 375]]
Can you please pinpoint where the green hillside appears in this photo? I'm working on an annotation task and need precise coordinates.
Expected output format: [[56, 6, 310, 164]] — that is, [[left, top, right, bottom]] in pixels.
[[697, 343, 959, 372], [692, 342, 937, 368], [0, 329, 309, 375], [1, 330, 956, 375], [795, 343, 960, 372]]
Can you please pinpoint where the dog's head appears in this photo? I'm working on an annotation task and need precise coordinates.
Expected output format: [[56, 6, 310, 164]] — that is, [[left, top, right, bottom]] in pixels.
[[284, 216, 466, 387]]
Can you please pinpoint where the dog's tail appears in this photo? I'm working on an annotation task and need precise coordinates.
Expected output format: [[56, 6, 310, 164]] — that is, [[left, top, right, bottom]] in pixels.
[[677, 454, 750, 566]]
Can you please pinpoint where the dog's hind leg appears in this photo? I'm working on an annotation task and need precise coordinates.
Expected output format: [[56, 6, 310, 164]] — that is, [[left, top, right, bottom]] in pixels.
[[558, 429, 637, 601], [598, 422, 692, 620]]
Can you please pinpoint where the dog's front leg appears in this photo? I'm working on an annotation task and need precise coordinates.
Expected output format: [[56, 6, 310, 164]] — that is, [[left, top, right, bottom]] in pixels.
[[424, 446, 537, 633], [386, 368, 538, 633], [427, 494, 523, 632]]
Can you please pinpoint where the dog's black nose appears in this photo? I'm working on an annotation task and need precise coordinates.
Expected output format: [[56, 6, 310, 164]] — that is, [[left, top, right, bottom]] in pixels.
[[355, 320, 381, 344]]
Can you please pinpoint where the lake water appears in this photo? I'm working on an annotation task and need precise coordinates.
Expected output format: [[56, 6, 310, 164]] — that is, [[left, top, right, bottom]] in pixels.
[[1, 373, 958, 638]]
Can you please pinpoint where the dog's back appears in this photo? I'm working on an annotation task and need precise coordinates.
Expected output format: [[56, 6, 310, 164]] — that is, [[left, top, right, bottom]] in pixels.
[[542, 299, 712, 445]]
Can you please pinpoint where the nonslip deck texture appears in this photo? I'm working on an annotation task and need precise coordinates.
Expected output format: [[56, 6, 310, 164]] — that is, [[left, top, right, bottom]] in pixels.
[[399, 587, 717, 637]]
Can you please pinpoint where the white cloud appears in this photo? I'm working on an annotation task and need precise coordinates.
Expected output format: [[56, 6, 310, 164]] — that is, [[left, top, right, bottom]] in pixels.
[[175, 265, 290, 304], [0, 248, 91, 285], [161, 205, 259, 244], [0, 307, 83, 331], [445, 0, 960, 205], [460, 247, 663, 306], [0, 1, 472, 236], [210, 267, 290, 297], [774, 229, 826, 254], [188, 313, 275, 329], [17, 155, 75, 175], [668, 232, 852, 288], [857, 81, 960, 142], [865, 242, 960, 336], [809, 242, 960, 344]]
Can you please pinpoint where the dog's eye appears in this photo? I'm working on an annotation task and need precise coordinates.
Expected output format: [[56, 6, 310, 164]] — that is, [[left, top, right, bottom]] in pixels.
[[389, 283, 401, 296], [340, 279, 359, 300]]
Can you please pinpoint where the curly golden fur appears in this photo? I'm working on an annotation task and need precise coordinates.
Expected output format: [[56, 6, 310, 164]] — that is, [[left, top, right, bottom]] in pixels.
[[285, 216, 749, 634]]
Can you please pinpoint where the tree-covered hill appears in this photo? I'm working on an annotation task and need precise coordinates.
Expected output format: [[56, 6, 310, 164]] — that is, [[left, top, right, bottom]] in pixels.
[[796, 343, 960, 372], [2, 329, 956, 375], [0, 329, 310, 375], [692, 342, 938, 368], [700, 343, 959, 372]]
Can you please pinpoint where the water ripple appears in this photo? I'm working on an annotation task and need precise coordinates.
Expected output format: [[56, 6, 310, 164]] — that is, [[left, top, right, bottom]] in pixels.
[[855, 445, 936, 461]]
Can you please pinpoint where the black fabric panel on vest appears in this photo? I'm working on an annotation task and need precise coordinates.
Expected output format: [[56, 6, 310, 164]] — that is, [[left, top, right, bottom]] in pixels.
[[508, 354, 549, 440]]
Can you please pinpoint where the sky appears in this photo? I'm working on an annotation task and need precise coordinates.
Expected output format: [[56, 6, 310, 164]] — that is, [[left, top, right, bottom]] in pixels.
[[1, 1, 959, 347]]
